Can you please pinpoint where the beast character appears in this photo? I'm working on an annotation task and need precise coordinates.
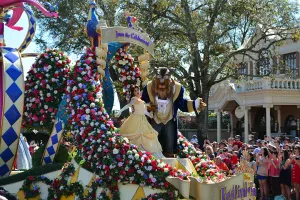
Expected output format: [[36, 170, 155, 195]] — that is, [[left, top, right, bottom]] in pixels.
[[141, 67, 206, 157]]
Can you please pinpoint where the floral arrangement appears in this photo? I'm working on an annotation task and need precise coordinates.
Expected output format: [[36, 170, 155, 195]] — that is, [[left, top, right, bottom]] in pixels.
[[0, 187, 13, 198], [85, 177, 119, 199], [112, 47, 142, 101], [20, 175, 52, 198], [48, 162, 84, 200], [177, 133, 225, 183], [141, 191, 178, 200], [19, 162, 84, 200], [23, 48, 71, 132], [65, 47, 189, 198]]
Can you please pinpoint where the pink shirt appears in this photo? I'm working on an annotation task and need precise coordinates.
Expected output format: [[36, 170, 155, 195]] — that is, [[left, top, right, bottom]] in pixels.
[[269, 159, 280, 177]]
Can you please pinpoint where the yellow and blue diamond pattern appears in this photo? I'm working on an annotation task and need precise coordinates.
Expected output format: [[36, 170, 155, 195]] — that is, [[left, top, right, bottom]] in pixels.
[[42, 120, 65, 165], [42, 95, 69, 165], [0, 47, 24, 177]]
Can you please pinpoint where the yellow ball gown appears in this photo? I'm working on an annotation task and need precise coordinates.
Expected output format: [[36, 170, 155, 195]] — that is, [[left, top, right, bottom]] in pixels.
[[119, 97, 164, 158]]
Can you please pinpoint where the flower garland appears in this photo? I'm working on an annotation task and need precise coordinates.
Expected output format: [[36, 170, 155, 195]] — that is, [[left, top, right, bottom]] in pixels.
[[48, 162, 84, 200], [85, 177, 119, 200], [66, 47, 189, 197], [23, 48, 71, 132], [112, 47, 142, 101], [141, 191, 179, 200], [177, 133, 225, 183], [19, 162, 84, 200], [20, 175, 52, 198]]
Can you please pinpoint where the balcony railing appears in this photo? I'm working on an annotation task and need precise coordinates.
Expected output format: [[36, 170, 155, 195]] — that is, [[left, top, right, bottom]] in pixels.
[[209, 77, 300, 96]]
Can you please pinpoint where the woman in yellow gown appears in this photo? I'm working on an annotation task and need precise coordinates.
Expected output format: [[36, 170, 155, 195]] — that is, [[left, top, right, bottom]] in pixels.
[[116, 85, 164, 158]]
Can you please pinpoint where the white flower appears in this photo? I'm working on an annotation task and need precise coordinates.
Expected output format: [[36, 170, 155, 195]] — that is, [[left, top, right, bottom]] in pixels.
[[123, 137, 129, 143], [164, 168, 169, 173], [54, 90, 58, 94], [47, 93, 51, 97], [127, 150, 132, 155], [86, 109, 90, 114], [134, 154, 139, 159], [90, 103, 95, 108], [44, 105, 48, 109], [113, 148, 119, 154], [72, 86, 77, 91]]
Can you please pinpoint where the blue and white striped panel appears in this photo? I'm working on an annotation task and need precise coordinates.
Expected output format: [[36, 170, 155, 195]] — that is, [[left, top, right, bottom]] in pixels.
[[0, 47, 24, 177], [42, 120, 64, 164]]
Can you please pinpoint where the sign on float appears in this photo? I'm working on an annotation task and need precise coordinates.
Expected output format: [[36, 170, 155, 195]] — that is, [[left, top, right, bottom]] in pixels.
[[100, 27, 155, 56]]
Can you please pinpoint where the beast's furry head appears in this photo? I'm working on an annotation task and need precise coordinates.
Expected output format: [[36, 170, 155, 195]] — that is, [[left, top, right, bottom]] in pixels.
[[151, 67, 174, 100]]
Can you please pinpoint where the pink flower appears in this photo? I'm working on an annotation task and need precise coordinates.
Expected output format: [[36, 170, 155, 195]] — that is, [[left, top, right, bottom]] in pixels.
[[33, 115, 38, 122], [40, 109, 44, 114], [35, 98, 40, 103]]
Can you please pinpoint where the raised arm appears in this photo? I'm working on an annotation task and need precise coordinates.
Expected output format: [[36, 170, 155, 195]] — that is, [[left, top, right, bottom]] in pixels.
[[116, 97, 138, 117]]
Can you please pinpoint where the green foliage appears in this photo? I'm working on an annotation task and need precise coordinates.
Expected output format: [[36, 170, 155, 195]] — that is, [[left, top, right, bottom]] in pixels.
[[32, 145, 45, 167], [32, 145, 71, 168], [54, 145, 72, 163]]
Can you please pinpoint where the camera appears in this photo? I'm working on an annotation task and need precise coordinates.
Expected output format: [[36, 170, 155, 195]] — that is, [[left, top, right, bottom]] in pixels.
[[296, 156, 300, 160]]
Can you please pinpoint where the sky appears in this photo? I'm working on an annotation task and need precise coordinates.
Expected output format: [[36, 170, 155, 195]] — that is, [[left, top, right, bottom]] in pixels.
[[5, 12, 121, 110]]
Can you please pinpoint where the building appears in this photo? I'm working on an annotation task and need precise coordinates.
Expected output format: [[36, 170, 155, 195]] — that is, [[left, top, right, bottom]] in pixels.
[[208, 27, 300, 142]]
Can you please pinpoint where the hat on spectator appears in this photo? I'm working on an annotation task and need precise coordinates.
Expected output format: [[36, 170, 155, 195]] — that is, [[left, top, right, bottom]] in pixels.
[[257, 139, 262, 143], [235, 135, 241, 139], [253, 147, 261, 155]]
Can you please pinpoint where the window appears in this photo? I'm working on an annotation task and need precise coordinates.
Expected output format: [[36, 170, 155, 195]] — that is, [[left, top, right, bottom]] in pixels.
[[257, 51, 271, 75], [238, 63, 247, 75], [283, 53, 297, 78], [285, 115, 297, 137]]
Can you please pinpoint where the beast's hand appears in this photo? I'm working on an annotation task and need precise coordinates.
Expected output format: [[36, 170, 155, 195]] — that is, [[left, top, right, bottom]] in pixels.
[[147, 103, 157, 112], [196, 98, 206, 112]]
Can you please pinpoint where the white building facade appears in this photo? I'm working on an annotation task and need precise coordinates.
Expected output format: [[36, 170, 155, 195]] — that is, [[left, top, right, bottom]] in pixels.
[[208, 30, 300, 143]]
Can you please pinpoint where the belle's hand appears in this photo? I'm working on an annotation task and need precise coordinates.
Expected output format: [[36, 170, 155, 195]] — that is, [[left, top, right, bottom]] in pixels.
[[147, 103, 156, 112]]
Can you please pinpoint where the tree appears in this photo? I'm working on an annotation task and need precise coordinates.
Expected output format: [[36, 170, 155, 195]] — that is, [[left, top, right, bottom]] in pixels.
[[125, 0, 299, 141]]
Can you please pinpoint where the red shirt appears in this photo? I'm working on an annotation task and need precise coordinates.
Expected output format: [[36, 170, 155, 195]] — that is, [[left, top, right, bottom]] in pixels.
[[292, 160, 300, 184], [269, 159, 280, 177], [231, 155, 238, 165], [233, 141, 243, 148], [217, 162, 229, 171]]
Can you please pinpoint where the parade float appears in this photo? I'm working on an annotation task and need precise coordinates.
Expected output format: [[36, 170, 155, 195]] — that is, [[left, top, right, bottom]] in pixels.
[[0, 1, 256, 200]]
